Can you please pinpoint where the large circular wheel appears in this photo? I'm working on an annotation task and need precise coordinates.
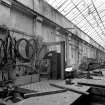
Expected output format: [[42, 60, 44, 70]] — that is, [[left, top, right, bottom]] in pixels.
[[16, 38, 34, 62], [26, 39, 35, 59]]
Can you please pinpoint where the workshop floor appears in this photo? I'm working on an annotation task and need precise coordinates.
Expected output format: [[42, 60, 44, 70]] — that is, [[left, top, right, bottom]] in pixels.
[[20, 79, 89, 93], [20, 80, 63, 93], [12, 69, 105, 105], [16, 79, 90, 105]]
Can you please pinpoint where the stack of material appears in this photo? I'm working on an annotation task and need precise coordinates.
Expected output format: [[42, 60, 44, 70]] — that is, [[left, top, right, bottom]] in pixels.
[[75, 71, 88, 78], [79, 58, 99, 71], [99, 62, 105, 69]]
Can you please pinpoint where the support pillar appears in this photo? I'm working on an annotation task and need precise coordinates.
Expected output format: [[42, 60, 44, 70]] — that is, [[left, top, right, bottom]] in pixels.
[[36, 16, 43, 37], [61, 41, 65, 79]]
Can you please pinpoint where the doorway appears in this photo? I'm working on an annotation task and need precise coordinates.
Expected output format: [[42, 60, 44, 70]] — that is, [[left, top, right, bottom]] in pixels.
[[43, 41, 65, 80]]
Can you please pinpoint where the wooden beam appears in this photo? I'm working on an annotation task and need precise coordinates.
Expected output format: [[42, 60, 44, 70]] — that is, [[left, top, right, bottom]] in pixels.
[[50, 83, 89, 95], [78, 81, 105, 88], [24, 89, 67, 99]]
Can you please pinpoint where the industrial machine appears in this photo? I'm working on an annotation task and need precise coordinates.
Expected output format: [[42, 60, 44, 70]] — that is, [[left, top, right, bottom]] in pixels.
[[43, 51, 61, 79]]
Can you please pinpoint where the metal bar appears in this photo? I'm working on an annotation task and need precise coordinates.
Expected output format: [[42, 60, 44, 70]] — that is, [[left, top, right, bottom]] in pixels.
[[75, 14, 94, 25], [0, 0, 11, 8], [65, 1, 105, 21], [70, 3, 93, 21], [64, 0, 82, 16], [24, 89, 67, 99], [86, 8, 104, 35], [74, 2, 105, 25], [80, 22, 92, 29], [78, 82, 105, 88], [91, 0, 105, 34], [50, 83, 89, 95], [54, 0, 64, 8], [83, 1, 105, 15], [57, 0, 67, 10], [81, 26, 92, 33], [67, 9, 80, 20], [70, 5, 92, 21], [74, 17, 86, 25], [60, 0, 72, 13], [91, 13, 100, 27], [76, 16, 100, 27], [97, 8, 105, 16], [71, 0, 105, 42]]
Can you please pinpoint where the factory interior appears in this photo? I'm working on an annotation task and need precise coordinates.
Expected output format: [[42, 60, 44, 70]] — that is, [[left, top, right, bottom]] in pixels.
[[0, 0, 105, 105]]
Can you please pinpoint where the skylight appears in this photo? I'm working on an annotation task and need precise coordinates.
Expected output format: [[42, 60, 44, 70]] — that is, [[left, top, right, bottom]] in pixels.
[[45, 0, 105, 48]]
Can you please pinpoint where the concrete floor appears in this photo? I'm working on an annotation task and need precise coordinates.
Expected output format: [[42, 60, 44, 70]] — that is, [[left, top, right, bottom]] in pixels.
[[13, 79, 89, 105], [7, 70, 105, 105]]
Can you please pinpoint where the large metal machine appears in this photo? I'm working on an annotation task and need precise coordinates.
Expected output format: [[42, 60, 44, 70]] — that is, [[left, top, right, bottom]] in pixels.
[[43, 51, 61, 79]]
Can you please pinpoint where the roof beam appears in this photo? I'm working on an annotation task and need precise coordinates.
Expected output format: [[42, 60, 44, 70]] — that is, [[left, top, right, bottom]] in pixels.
[[72, 2, 105, 25], [66, 1, 105, 21], [60, 0, 72, 13], [70, 0, 104, 36], [56, 0, 67, 10], [91, 0, 105, 35], [64, 0, 82, 16], [71, 0, 105, 43], [70, 4, 92, 21]]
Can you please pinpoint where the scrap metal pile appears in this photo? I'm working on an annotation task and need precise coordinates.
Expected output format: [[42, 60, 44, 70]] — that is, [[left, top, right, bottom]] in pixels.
[[78, 58, 105, 71], [0, 26, 44, 74], [0, 27, 33, 67], [78, 57, 105, 78]]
